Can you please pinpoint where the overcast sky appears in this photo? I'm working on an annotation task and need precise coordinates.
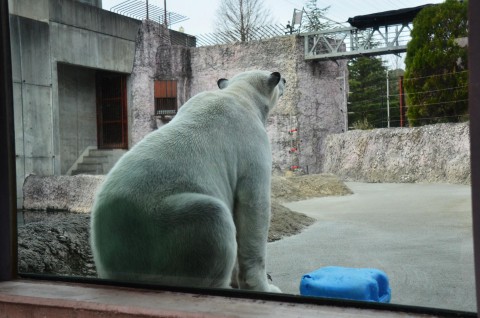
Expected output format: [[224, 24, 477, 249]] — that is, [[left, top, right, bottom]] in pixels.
[[102, 0, 444, 35]]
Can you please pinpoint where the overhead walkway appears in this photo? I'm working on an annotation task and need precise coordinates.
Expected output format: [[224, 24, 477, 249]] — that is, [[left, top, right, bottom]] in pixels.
[[302, 5, 431, 60]]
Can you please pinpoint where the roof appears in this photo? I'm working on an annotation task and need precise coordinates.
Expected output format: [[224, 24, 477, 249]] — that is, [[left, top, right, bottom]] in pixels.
[[347, 4, 434, 29]]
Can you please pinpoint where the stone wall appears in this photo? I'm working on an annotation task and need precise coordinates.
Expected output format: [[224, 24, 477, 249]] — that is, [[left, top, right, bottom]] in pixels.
[[129, 21, 193, 146], [130, 21, 347, 173], [321, 122, 471, 184]]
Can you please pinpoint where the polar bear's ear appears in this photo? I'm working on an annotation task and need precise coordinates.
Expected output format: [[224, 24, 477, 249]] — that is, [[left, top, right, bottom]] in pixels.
[[217, 78, 229, 89], [268, 72, 282, 87]]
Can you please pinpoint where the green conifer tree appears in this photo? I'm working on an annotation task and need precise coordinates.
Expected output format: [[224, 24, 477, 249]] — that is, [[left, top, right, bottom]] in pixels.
[[404, 0, 468, 126]]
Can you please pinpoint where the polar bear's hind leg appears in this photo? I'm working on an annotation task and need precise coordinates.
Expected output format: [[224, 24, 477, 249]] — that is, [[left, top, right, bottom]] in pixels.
[[91, 193, 237, 288]]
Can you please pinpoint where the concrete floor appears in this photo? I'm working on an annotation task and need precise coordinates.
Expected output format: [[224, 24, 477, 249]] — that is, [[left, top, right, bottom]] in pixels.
[[267, 182, 476, 313]]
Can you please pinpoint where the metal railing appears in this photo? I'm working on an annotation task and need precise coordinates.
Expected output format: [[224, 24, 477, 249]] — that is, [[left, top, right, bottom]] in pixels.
[[111, 0, 188, 26], [302, 23, 412, 60], [195, 24, 289, 47]]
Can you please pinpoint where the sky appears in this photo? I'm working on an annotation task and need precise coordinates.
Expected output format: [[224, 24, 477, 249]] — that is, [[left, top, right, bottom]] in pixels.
[[101, 0, 445, 69], [102, 0, 444, 36]]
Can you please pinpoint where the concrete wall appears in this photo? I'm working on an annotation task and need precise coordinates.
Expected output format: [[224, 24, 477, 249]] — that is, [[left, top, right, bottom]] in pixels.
[[57, 64, 97, 174], [321, 122, 470, 184], [9, 0, 141, 206], [49, 0, 139, 72], [10, 15, 54, 207], [76, 0, 102, 7]]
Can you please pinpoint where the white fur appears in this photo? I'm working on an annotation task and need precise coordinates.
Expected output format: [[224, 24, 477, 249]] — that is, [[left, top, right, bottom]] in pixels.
[[91, 70, 285, 292]]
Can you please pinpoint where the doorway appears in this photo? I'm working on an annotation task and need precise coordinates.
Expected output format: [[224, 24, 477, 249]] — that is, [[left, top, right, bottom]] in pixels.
[[96, 72, 128, 149]]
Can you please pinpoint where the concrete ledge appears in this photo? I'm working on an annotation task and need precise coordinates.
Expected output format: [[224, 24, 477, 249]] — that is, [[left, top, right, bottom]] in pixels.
[[22, 174, 104, 212], [0, 280, 450, 317]]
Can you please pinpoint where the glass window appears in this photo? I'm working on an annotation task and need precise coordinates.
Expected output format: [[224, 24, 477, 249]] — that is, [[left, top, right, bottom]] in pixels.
[[5, 0, 478, 316]]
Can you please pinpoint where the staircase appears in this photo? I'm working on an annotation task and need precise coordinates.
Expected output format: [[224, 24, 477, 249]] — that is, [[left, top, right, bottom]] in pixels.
[[70, 149, 127, 175]]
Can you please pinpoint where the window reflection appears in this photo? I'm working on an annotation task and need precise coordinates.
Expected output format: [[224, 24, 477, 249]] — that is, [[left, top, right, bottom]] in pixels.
[[11, 0, 474, 313]]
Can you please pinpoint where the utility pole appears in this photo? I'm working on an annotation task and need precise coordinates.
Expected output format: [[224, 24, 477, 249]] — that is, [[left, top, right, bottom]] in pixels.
[[399, 76, 405, 127], [386, 70, 390, 128]]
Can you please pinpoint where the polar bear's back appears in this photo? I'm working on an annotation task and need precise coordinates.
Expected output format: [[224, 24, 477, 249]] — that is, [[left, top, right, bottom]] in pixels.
[[97, 88, 270, 210]]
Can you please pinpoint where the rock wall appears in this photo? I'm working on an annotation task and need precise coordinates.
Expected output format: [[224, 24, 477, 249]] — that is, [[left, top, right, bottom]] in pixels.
[[23, 174, 104, 213], [321, 122, 471, 184], [129, 21, 347, 173]]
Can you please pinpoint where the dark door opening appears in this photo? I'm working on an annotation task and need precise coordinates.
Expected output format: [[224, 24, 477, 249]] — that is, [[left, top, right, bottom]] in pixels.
[[96, 72, 128, 149]]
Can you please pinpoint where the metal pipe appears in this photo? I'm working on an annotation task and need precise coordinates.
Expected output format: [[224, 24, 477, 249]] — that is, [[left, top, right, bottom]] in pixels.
[[468, 0, 480, 311]]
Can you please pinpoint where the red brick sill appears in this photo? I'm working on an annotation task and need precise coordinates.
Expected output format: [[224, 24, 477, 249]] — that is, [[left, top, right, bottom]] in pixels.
[[0, 280, 441, 318]]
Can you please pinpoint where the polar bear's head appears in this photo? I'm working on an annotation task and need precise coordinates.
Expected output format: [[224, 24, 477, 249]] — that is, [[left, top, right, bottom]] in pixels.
[[217, 70, 286, 112]]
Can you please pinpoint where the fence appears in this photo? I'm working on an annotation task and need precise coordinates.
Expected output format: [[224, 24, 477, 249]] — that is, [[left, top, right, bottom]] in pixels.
[[195, 24, 290, 47], [110, 0, 188, 26], [348, 70, 469, 129]]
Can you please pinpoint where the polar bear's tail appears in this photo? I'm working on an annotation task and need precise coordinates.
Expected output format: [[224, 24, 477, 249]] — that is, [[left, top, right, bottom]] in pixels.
[[91, 192, 237, 288]]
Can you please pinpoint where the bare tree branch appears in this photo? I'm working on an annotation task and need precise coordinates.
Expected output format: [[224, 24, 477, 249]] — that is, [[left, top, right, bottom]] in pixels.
[[214, 0, 273, 42]]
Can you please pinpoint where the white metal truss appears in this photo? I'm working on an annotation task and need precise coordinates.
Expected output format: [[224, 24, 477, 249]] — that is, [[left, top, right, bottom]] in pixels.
[[302, 23, 412, 60]]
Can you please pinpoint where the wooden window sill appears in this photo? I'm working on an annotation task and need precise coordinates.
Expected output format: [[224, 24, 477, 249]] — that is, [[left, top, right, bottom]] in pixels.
[[0, 280, 452, 317]]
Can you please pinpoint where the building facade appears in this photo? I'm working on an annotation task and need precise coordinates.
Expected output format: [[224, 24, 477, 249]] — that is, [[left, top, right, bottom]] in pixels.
[[9, 0, 347, 207]]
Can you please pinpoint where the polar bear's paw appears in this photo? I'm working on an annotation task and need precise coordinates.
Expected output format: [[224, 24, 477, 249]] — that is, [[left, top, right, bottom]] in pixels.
[[267, 284, 282, 293]]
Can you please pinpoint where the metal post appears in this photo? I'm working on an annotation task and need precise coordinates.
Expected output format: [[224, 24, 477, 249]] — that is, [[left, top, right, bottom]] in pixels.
[[343, 69, 348, 132], [146, 0, 149, 21], [164, 0, 167, 27], [386, 70, 390, 128], [399, 76, 405, 127], [468, 0, 480, 312], [0, 0, 17, 281]]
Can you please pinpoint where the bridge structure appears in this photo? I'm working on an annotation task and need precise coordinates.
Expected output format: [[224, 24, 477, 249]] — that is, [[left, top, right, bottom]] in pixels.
[[302, 5, 431, 60]]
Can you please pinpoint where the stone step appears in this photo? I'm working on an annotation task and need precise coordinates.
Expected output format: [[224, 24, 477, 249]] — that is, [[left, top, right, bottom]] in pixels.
[[75, 163, 104, 175], [89, 149, 123, 157], [82, 156, 109, 164], [70, 149, 127, 176]]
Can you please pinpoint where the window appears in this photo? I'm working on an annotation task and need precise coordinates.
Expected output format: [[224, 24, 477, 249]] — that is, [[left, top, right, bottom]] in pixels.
[[154, 80, 177, 116], [2, 0, 480, 316]]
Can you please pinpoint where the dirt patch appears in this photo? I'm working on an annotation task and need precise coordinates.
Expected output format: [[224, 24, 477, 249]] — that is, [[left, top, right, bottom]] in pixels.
[[269, 200, 315, 242], [268, 173, 352, 242], [272, 173, 353, 202]]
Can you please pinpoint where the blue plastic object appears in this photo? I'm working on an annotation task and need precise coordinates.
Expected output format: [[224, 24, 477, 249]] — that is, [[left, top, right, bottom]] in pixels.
[[300, 266, 391, 303]]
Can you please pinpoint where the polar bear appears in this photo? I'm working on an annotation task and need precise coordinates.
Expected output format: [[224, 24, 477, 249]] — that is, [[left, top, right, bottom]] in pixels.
[[90, 70, 285, 293]]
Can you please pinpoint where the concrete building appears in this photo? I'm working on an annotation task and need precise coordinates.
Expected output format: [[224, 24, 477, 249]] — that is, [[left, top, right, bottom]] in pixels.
[[9, 0, 142, 206], [9, 0, 347, 207]]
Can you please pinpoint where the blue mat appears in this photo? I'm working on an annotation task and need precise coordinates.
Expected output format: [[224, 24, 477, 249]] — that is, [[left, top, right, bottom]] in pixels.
[[300, 266, 391, 303]]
